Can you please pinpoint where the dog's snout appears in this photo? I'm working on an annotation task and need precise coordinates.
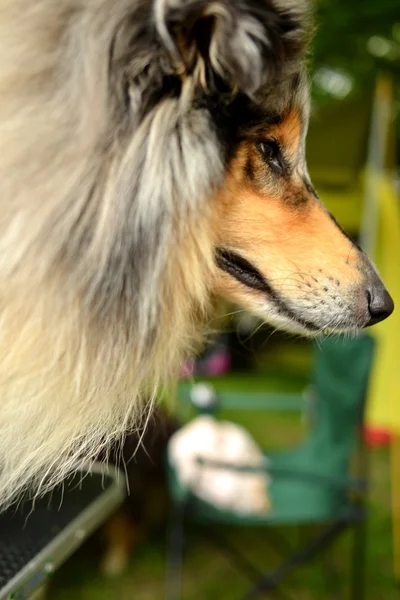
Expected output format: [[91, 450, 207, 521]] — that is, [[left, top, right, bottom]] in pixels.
[[365, 283, 394, 326]]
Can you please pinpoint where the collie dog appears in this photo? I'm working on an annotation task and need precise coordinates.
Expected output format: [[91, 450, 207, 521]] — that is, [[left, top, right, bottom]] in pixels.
[[0, 0, 393, 508]]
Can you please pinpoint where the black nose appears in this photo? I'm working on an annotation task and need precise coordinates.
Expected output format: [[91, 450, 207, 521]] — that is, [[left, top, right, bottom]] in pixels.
[[366, 285, 394, 326]]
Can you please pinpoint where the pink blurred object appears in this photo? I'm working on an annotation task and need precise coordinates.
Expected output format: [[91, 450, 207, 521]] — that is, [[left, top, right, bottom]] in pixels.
[[179, 348, 231, 379], [180, 360, 194, 379], [203, 353, 231, 376]]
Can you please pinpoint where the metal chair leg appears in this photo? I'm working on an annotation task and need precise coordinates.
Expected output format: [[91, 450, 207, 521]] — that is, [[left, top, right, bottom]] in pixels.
[[350, 513, 366, 600], [204, 527, 265, 583], [242, 521, 348, 600], [322, 552, 343, 600], [199, 526, 295, 600], [165, 501, 185, 600]]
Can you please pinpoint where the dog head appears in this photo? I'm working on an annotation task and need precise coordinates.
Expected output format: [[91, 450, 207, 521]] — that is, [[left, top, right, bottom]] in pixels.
[[131, 0, 392, 335], [212, 95, 394, 335], [0, 0, 392, 383]]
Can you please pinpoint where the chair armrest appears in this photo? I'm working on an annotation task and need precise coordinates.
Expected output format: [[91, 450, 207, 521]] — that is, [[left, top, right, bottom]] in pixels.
[[177, 381, 307, 413], [194, 457, 366, 493], [214, 391, 305, 412]]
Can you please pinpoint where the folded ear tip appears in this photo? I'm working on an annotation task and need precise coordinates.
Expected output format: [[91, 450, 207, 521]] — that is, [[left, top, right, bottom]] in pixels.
[[154, 0, 313, 96]]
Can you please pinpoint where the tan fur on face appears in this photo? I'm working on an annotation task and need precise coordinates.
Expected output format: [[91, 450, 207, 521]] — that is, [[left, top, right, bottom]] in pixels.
[[214, 109, 369, 333]]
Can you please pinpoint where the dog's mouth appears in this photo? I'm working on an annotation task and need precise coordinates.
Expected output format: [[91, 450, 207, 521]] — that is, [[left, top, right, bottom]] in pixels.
[[215, 248, 319, 332], [215, 249, 271, 294]]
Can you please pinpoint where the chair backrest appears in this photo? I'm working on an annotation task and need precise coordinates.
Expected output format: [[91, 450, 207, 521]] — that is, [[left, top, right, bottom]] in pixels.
[[305, 333, 375, 475], [263, 334, 375, 521], [172, 334, 376, 522]]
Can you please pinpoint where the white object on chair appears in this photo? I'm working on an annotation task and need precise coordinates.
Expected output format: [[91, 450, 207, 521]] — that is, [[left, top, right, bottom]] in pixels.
[[168, 416, 271, 514]]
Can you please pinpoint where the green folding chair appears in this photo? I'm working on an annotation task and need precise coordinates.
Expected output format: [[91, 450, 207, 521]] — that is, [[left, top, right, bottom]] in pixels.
[[165, 334, 375, 600]]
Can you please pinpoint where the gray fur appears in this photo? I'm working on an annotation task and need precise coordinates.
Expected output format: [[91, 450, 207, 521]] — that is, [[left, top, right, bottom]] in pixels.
[[0, 0, 311, 507]]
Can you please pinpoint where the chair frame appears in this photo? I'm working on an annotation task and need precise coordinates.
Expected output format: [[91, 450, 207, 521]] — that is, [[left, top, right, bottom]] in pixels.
[[165, 386, 370, 600]]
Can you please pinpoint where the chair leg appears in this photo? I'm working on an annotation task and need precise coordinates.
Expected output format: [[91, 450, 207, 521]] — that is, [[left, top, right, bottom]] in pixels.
[[197, 526, 295, 600], [204, 527, 265, 582], [322, 552, 343, 600], [165, 501, 185, 600], [241, 520, 348, 600], [350, 513, 366, 600]]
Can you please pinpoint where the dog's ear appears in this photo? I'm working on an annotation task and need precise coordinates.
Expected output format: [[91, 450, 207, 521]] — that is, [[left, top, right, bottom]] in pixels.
[[154, 0, 311, 95]]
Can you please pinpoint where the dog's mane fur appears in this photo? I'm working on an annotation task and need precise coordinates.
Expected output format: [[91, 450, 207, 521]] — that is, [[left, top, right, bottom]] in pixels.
[[0, 0, 311, 507]]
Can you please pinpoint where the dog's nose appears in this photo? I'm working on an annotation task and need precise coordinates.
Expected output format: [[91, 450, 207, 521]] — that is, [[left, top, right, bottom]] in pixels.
[[366, 284, 394, 326]]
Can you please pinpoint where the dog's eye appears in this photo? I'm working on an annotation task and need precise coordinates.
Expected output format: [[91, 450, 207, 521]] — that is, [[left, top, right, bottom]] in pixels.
[[256, 140, 283, 174]]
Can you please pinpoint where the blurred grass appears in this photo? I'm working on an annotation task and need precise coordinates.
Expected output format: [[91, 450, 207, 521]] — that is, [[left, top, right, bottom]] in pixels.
[[49, 398, 396, 600]]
